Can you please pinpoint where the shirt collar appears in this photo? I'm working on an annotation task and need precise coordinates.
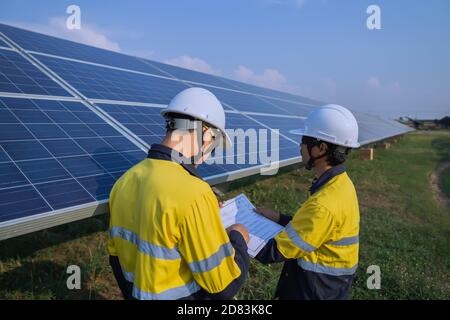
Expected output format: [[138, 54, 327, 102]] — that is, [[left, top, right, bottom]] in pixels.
[[309, 164, 346, 195], [147, 144, 203, 180]]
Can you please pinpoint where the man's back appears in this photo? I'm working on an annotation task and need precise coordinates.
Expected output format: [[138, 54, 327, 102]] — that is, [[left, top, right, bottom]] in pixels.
[[108, 157, 243, 299]]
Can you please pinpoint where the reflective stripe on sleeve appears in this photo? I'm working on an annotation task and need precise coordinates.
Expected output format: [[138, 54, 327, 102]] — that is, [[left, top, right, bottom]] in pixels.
[[327, 235, 359, 246], [188, 242, 234, 273], [285, 223, 317, 253]]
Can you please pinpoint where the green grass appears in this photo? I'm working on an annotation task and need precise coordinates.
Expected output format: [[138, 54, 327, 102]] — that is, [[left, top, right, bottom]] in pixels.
[[0, 131, 449, 300]]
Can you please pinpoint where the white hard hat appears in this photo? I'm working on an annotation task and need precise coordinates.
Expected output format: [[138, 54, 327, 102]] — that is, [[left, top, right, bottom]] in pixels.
[[290, 104, 360, 148], [161, 87, 232, 147]]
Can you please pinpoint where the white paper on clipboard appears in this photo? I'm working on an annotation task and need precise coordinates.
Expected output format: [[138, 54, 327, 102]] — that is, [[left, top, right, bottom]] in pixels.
[[220, 193, 284, 257]]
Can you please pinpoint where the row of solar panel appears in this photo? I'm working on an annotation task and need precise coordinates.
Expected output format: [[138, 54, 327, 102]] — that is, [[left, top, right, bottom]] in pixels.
[[0, 29, 412, 184], [0, 24, 408, 131], [0, 26, 412, 163], [31, 51, 323, 118], [0, 95, 410, 223], [0, 103, 409, 222], [0, 23, 414, 135], [0, 23, 321, 106], [0, 44, 316, 120], [0, 44, 401, 132], [0, 43, 312, 185]]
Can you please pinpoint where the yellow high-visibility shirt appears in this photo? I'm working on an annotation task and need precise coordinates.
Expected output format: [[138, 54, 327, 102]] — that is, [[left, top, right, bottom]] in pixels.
[[107, 157, 241, 299], [275, 171, 360, 276]]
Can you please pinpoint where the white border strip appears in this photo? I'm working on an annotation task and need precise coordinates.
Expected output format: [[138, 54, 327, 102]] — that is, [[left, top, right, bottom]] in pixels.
[[0, 200, 108, 241], [0, 92, 81, 101]]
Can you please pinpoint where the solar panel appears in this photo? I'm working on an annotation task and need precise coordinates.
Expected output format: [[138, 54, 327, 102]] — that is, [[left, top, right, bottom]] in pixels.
[[32, 53, 192, 104], [95, 103, 167, 145], [143, 59, 245, 91], [0, 23, 413, 239], [198, 113, 301, 180], [249, 114, 305, 142], [0, 23, 164, 76], [0, 97, 146, 223], [224, 112, 301, 160], [220, 76, 323, 106], [259, 97, 315, 117], [0, 38, 9, 48], [128, 59, 323, 112], [0, 48, 71, 96], [202, 86, 292, 114]]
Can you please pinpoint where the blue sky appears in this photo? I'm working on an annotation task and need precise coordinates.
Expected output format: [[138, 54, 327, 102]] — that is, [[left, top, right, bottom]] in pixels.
[[1, 0, 449, 119]]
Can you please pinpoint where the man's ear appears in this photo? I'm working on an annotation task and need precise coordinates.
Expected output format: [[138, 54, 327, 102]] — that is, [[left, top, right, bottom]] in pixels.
[[318, 142, 328, 156], [201, 128, 214, 149]]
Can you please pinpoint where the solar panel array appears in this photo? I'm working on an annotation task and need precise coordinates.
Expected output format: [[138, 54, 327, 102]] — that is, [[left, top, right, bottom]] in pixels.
[[0, 23, 413, 239]]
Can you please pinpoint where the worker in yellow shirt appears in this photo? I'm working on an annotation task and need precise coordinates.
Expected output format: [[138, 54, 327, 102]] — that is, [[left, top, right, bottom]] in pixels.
[[254, 104, 360, 300], [108, 87, 250, 300]]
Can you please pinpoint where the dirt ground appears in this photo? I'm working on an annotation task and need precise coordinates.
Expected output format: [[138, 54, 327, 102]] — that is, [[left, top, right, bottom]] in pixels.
[[430, 161, 450, 212]]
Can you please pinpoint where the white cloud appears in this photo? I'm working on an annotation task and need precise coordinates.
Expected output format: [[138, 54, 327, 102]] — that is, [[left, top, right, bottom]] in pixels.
[[233, 65, 314, 97], [164, 55, 221, 75], [367, 76, 401, 93], [387, 81, 401, 93], [126, 49, 155, 59], [1, 18, 121, 52], [367, 76, 381, 89], [321, 77, 337, 97], [234, 65, 288, 90], [260, 0, 306, 9], [295, 0, 306, 8]]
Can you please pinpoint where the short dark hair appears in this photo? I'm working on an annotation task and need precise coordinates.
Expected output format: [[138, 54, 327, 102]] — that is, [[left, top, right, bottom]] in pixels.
[[164, 112, 217, 134], [164, 112, 196, 133], [324, 142, 350, 166]]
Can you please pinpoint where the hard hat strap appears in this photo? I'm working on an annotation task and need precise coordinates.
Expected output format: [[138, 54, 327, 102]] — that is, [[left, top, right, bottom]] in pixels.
[[304, 137, 350, 170], [191, 124, 221, 165], [191, 123, 205, 164]]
